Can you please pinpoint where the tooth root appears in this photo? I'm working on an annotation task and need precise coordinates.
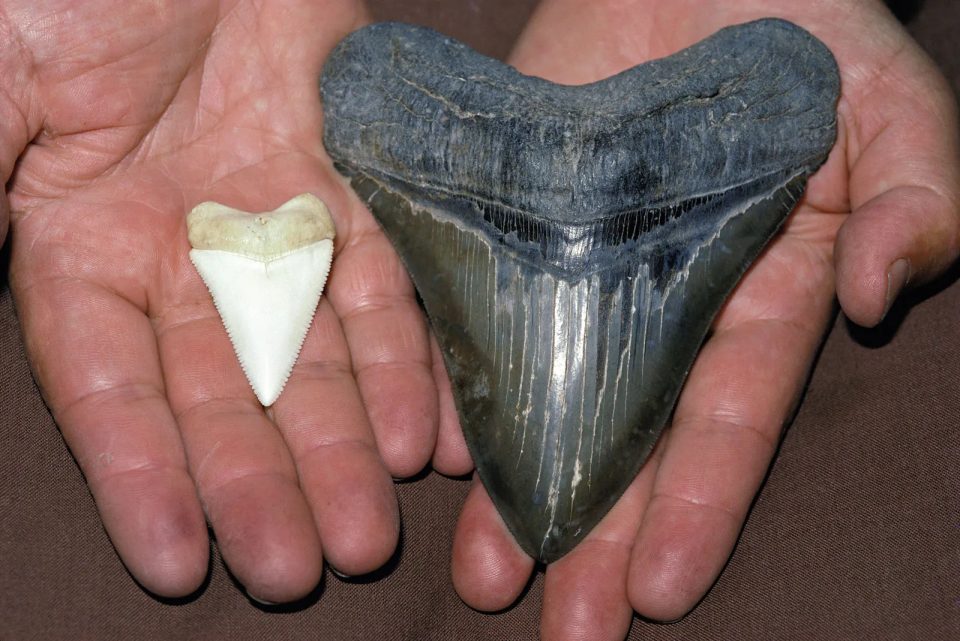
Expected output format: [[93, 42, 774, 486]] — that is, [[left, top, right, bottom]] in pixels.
[[187, 194, 336, 407], [321, 20, 839, 560]]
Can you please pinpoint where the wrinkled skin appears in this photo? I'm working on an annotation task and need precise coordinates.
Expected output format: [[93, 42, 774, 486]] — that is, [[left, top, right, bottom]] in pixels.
[[1, 0, 957, 636], [1, 0, 448, 602], [444, 1, 960, 639]]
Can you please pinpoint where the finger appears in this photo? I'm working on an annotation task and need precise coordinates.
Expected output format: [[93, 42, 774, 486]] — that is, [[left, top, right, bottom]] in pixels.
[[835, 51, 960, 326], [540, 442, 662, 641], [270, 299, 399, 576], [13, 276, 208, 597], [451, 479, 535, 611], [627, 246, 835, 621], [156, 293, 322, 603], [325, 206, 438, 478], [429, 334, 473, 476]]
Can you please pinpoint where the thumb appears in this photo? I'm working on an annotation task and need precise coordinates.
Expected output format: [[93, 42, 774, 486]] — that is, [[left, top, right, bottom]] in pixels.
[[835, 55, 960, 327]]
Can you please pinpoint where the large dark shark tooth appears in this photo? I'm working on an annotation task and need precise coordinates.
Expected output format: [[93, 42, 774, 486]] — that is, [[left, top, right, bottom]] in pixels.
[[320, 19, 839, 562]]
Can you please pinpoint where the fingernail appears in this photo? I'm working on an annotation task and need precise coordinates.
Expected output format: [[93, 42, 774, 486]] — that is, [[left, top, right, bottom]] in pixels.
[[328, 566, 352, 579], [883, 258, 911, 319], [248, 593, 278, 606]]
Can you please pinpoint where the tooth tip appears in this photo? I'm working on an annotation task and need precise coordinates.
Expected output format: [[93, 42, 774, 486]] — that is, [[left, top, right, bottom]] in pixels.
[[254, 390, 280, 407]]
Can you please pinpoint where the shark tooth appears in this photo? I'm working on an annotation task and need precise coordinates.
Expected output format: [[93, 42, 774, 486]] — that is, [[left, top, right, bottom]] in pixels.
[[321, 20, 839, 561], [187, 193, 336, 407]]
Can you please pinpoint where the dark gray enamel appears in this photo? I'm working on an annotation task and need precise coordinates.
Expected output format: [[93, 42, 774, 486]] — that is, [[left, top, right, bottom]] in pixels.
[[321, 20, 839, 561]]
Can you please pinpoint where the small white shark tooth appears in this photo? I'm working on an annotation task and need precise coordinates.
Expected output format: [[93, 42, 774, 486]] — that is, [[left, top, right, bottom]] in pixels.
[[187, 193, 336, 406]]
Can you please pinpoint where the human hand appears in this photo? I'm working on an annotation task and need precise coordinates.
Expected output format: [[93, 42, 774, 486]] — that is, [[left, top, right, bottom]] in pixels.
[[442, 0, 960, 637], [4, 0, 445, 602]]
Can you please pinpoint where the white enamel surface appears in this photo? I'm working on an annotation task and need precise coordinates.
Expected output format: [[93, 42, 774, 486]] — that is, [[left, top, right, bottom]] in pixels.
[[190, 239, 334, 406]]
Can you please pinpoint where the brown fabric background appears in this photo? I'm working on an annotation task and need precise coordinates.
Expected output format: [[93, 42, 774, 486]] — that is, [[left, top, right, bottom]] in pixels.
[[2, 1, 958, 639]]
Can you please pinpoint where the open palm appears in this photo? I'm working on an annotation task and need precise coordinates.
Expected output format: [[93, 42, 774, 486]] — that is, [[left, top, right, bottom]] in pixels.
[[5, 0, 442, 602], [446, 1, 960, 639]]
